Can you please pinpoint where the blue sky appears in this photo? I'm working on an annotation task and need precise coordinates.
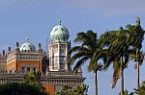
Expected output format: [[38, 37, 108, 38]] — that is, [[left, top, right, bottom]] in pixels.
[[0, 0, 145, 95]]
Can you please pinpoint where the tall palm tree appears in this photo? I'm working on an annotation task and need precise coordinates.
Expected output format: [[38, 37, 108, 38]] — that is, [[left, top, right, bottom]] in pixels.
[[69, 30, 106, 95], [100, 27, 131, 95], [126, 18, 145, 89]]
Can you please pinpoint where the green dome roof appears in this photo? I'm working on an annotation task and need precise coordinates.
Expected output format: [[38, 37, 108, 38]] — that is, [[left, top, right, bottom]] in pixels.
[[20, 38, 36, 52], [50, 20, 69, 42]]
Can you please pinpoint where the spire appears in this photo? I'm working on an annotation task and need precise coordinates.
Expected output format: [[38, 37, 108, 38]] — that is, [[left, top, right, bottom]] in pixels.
[[26, 37, 30, 42], [58, 19, 62, 25]]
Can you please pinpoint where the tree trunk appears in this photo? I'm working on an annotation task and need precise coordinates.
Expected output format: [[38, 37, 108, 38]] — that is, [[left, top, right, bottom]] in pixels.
[[136, 48, 140, 90], [94, 71, 98, 95], [121, 56, 124, 95], [120, 67, 124, 95], [137, 62, 140, 89]]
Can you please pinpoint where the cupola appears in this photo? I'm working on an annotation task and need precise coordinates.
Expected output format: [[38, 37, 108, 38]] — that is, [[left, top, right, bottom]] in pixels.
[[50, 19, 69, 42], [20, 37, 36, 52]]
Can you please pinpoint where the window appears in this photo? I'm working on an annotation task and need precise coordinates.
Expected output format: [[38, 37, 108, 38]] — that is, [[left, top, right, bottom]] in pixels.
[[21, 67, 25, 72], [54, 56, 58, 64], [60, 56, 65, 69], [27, 67, 30, 72], [33, 67, 36, 72], [53, 56, 58, 69]]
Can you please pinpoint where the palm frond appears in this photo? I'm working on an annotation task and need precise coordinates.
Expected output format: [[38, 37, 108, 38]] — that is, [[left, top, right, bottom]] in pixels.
[[73, 56, 89, 70], [69, 51, 90, 65], [112, 68, 120, 88], [68, 46, 82, 55], [74, 32, 90, 43], [86, 30, 97, 41]]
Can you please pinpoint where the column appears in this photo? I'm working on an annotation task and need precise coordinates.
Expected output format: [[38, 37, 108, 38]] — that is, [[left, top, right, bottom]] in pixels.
[[58, 43, 60, 70], [65, 43, 68, 70]]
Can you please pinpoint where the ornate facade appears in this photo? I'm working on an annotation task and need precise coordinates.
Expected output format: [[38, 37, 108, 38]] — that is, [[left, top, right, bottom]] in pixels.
[[0, 20, 84, 95], [6, 39, 43, 73]]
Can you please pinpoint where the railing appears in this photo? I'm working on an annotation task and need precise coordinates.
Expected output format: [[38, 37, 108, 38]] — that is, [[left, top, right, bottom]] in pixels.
[[0, 72, 84, 85], [46, 71, 82, 77]]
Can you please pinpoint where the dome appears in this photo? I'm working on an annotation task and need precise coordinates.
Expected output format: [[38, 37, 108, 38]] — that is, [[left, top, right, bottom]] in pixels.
[[20, 37, 36, 52], [50, 20, 69, 42]]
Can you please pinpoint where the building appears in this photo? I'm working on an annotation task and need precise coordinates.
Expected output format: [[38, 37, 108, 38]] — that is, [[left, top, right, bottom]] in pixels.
[[6, 39, 43, 73], [0, 20, 84, 95]]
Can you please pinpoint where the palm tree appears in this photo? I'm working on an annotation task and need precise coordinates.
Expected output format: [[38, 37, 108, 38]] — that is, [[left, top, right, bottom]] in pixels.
[[100, 27, 131, 95], [126, 18, 145, 89], [69, 30, 106, 95]]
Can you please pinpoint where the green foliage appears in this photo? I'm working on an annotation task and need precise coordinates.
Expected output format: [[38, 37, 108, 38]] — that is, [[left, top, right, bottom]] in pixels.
[[100, 27, 132, 89], [69, 30, 106, 72], [0, 82, 47, 95], [99, 18, 145, 91], [69, 30, 107, 95], [118, 90, 134, 95], [135, 81, 145, 95], [55, 84, 89, 95], [23, 71, 41, 86]]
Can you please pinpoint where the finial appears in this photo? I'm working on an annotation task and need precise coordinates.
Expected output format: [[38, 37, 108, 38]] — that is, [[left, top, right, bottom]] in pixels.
[[26, 37, 29, 42], [58, 19, 62, 25], [16, 42, 19, 47], [2, 50, 5, 56], [8, 46, 11, 51], [38, 43, 41, 49]]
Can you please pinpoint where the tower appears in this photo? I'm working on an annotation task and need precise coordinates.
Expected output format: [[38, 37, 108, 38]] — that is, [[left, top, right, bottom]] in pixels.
[[48, 20, 71, 71]]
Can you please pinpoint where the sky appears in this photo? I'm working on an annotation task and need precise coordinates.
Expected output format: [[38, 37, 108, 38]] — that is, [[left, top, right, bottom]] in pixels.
[[0, 0, 145, 95]]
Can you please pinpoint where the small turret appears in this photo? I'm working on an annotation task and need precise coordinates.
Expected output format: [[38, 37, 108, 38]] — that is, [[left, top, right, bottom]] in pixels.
[[16, 42, 19, 48], [15, 42, 20, 52], [2, 50, 5, 57], [38, 43, 41, 49], [37, 43, 43, 53], [8, 46, 11, 52]]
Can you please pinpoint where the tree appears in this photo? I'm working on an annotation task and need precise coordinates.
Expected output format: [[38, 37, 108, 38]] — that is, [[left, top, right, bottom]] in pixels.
[[23, 70, 41, 85], [99, 27, 132, 95], [69, 30, 106, 95], [73, 84, 89, 95], [135, 81, 145, 95], [55, 84, 89, 95], [118, 90, 134, 95], [0, 82, 47, 95], [126, 18, 145, 89], [23, 70, 45, 93], [24, 70, 36, 85]]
